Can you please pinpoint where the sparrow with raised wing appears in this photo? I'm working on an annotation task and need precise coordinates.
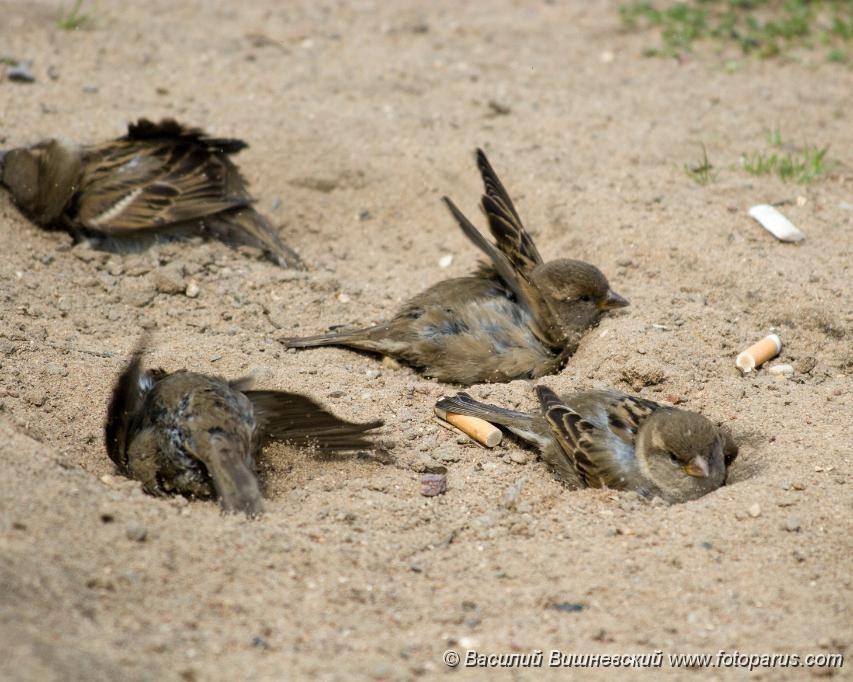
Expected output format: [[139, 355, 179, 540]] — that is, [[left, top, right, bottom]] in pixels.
[[0, 118, 304, 267], [105, 344, 381, 516], [435, 387, 738, 503], [281, 149, 628, 384]]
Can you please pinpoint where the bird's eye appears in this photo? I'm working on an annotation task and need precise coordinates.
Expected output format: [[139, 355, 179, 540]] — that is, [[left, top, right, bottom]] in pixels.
[[668, 452, 679, 464], [579, 294, 592, 303]]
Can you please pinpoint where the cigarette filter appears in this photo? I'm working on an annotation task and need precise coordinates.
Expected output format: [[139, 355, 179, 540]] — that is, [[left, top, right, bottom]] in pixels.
[[433, 407, 502, 448], [736, 334, 782, 373], [749, 205, 805, 243]]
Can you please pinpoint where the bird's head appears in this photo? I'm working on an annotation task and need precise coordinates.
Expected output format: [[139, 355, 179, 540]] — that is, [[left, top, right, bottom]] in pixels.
[[531, 258, 628, 337], [636, 409, 727, 503], [1, 138, 82, 225]]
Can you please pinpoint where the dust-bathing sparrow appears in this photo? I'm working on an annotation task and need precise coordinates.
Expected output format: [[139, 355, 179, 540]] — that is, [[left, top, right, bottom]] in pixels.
[[435, 387, 738, 503], [105, 343, 381, 516], [281, 149, 627, 384], [0, 118, 303, 267]]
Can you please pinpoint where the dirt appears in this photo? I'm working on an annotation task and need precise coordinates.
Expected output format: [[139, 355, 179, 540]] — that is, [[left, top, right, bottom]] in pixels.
[[1, 1, 851, 680]]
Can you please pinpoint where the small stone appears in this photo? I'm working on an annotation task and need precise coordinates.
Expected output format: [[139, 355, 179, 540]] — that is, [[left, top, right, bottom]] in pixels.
[[748, 503, 762, 518], [600, 50, 615, 63], [420, 473, 447, 497], [83, 84, 98, 93], [508, 450, 528, 465], [364, 369, 381, 380], [185, 280, 200, 298], [785, 516, 801, 532], [551, 602, 584, 613], [438, 254, 454, 268], [7, 60, 35, 83], [500, 477, 525, 509], [795, 356, 816, 374], [791, 482, 806, 491], [125, 522, 147, 542], [337, 292, 350, 303], [768, 364, 794, 376]]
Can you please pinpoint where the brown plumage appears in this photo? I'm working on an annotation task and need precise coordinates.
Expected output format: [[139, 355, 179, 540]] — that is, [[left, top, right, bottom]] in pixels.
[[435, 387, 738, 503], [105, 343, 382, 516], [0, 118, 304, 268], [281, 149, 628, 385]]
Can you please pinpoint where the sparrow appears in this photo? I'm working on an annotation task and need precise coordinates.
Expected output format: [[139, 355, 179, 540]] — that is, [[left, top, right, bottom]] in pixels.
[[281, 149, 628, 384], [105, 343, 382, 516], [0, 118, 304, 268], [435, 386, 738, 503]]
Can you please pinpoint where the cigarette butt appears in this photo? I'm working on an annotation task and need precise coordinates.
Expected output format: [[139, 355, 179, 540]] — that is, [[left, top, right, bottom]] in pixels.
[[433, 407, 502, 448], [748, 204, 805, 243], [736, 334, 782, 374]]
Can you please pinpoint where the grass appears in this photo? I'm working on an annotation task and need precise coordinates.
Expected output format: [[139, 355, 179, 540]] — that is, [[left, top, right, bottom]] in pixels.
[[741, 130, 832, 183], [620, 0, 853, 61], [684, 143, 717, 184], [57, 0, 92, 30]]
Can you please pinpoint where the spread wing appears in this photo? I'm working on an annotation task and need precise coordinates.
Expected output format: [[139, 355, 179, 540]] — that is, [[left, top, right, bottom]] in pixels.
[[535, 386, 660, 491], [75, 119, 252, 234], [476, 148, 543, 274], [443, 150, 563, 346]]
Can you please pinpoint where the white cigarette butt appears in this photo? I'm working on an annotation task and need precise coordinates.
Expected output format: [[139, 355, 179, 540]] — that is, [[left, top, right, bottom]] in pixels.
[[736, 334, 782, 373], [748, 204, 805, 243]]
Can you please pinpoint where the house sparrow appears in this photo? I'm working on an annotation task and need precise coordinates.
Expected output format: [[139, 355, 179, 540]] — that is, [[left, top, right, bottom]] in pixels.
[[0, 118, 304, 268], [105, 344, 381, 516], [281, 149, 627, 384], [435, 386, 738, 503]]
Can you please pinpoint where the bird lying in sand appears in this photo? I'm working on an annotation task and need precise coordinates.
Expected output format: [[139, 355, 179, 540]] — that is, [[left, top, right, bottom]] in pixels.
[[282, 149, 628, 384], [0, 118, 304, 268], [435, 387, 738, 503], [105, 343, 382, 516]]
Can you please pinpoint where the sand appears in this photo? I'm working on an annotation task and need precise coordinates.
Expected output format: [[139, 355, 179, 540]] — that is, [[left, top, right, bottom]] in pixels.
[[1, 1, 851, 680]]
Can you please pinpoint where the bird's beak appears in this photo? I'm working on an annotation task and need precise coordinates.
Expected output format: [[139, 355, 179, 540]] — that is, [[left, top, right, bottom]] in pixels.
[[684, 456, 710, 478], [600, 289, 629, 310]]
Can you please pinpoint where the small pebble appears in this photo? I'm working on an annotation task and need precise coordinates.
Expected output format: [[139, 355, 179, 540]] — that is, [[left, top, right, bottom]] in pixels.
[[748, 503, 762, 518], [125, 522, 147, 542], [185, 280, 200, 298], [508, 450, 528, 465], [364, 368, 381, 380], [83, 84, 99, 93], [768, 364, 794, 376], [420, 473, 447, 497], [785, 516, 801, 532], [438, 254, 454, 268], [7, 60, 35, 83]]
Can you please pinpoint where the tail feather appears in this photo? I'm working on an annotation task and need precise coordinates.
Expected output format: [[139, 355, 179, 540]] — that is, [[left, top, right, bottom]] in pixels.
[[280, 325, 386, 352], [104, 336, 151, 470], [205, 207, 305, 269], [435, 392, 534, 429], [201, 443, 264, 517], [244, 390, 382, 453]]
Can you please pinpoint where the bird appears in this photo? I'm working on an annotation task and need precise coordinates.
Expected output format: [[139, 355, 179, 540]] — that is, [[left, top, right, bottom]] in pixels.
[[105, 342, 382, 516], [281, 149, 628, 384], [0, 118, 304, 268], [435, 386, 738, 503]]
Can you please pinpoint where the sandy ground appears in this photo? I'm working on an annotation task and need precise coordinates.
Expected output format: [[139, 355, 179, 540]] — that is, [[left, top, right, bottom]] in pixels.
[[1, 1, 852, 680]]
